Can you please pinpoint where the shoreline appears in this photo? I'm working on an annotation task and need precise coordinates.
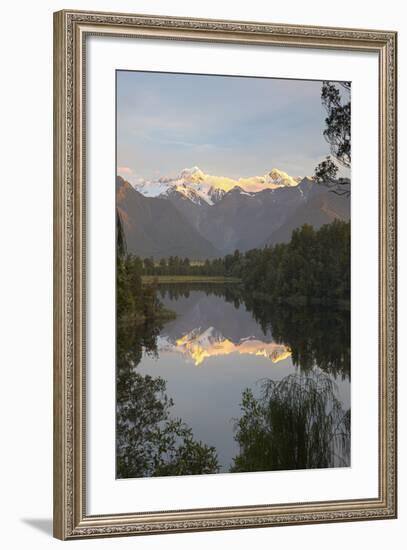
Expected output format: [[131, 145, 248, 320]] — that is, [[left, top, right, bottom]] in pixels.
[[141, 275, 242, 284]]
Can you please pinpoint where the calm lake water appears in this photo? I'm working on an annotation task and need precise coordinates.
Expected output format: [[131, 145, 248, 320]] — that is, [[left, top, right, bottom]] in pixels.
[[118, 284, 350, 476]]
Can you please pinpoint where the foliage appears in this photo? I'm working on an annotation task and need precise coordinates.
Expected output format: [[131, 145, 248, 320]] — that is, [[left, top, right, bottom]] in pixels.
[[116, 209, 127, 258], [116, 311, 220, 478], [117, 363, 219, 478], [240, 221, 350, 304], [137, 220, 350, 306], [314, 81, 351, 196], [116, 217, 351, 477], [116, 232, 219, 478], [245, 298, 350, 378], [117, 253, 175, 324], [142, 255, 226, 277], [231, 372, 350, 472], [157, 282, 350, 379], [321, 81, 351, 167]]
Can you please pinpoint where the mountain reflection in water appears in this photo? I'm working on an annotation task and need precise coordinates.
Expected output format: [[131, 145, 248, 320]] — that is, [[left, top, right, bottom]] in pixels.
[[158, 328, 291, 366], [117, 284, 350, 477]]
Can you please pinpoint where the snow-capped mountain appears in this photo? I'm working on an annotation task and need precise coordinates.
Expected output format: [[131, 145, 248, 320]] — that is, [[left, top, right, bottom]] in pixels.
[[133, 166, 308, 206], [117, 167, 350, 259]]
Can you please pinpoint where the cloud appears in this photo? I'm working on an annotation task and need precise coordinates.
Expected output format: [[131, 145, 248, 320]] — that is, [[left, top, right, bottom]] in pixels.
[[117, 166, 133, 175], [116, 71, 337, 180]]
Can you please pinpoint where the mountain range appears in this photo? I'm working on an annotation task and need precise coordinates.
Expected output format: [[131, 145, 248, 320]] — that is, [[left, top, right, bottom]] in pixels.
[[117, 167, 350, 259]]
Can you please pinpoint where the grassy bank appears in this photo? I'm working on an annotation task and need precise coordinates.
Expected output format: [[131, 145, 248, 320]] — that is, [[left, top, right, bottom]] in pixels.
[[142, 275, 242, 284]]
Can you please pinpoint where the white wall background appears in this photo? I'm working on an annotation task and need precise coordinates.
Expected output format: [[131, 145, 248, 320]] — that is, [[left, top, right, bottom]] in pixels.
[[0, 0, 405, 548]]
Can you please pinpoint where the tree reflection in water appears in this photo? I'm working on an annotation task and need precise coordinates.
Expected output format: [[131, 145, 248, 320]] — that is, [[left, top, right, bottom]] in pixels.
[[117, 284, 350, 477], [116, 320, 219, 478], [232, 372, 350, 472], [245, 298, 350, 379], [159, 284, 350, 380]]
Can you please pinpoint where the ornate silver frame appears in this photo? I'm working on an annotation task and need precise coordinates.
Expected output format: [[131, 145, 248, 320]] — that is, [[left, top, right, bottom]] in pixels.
[[53, 9, 397, 540]]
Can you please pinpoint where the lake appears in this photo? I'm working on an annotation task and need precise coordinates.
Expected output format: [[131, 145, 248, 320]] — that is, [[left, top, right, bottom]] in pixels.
[[117, 283, 350, 476]]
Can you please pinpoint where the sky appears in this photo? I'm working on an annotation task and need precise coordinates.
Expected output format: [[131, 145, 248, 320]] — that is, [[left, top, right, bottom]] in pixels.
[[116, 70, 349, 183]]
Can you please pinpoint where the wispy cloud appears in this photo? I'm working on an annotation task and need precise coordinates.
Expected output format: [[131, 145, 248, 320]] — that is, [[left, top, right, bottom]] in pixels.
[[117, 71, 344, 180]]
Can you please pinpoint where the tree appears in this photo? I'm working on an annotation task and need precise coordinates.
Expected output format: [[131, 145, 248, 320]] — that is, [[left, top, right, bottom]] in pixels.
[[116, 323, 220, 478], [143, 257, 155, 275], [238, 221, 350, 304], [159, 257, 167, 275], [314, 81, 351, 196], [231, 373, 350, 472], [116, 209, 127, 259]]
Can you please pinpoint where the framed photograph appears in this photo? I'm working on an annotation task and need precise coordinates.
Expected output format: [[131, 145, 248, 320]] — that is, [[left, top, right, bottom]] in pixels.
[[53, 9, 397, 540]]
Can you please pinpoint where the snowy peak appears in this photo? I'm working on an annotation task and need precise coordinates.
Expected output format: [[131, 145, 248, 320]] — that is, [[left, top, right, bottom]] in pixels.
[[172, 183, 210, 206], [267, 168, 301, 187], [180, 166, 205, 181], [131, 167, 313, 206], [134, 179, 174, 198]]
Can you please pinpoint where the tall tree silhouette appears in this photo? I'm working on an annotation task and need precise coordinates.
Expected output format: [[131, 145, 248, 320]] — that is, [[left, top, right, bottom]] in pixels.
[[315, 81, 351, 197], [116, 209, 127, 259]]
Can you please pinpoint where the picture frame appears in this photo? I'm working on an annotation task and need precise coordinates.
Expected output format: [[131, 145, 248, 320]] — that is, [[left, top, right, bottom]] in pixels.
[[53, 9, 397, 540]]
